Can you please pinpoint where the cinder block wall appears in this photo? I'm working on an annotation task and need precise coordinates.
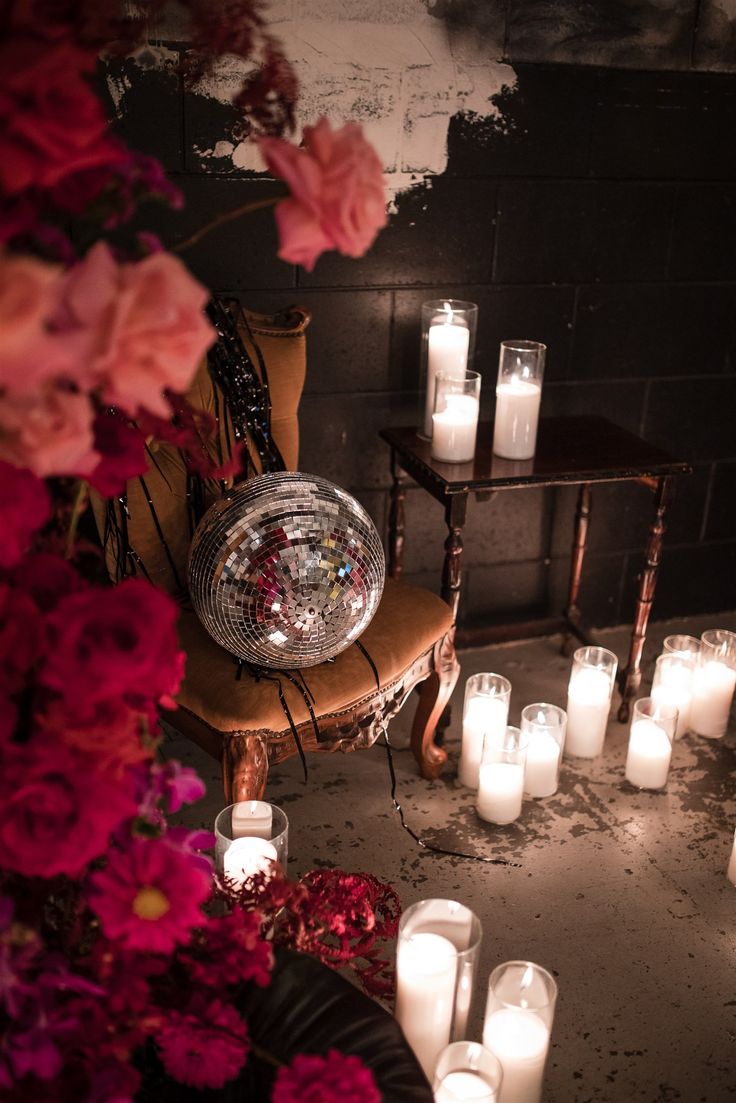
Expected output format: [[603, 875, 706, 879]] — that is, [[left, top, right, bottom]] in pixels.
[[108, 1, 736, 628]]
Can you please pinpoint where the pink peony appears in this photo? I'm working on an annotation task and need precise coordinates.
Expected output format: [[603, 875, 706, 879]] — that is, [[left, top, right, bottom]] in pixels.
[[0, 37, 120, 196], [88, 837, 212, 954], [158, 998, 249, 1089], [40, 577, 185, 715], [273, 1049, 382, 1103], [0, 461, 50, 568], [56, 241, 216, 418], [0, 381, 98, 478], [258, 117, 387, 271], [0, 737, 137, 878]]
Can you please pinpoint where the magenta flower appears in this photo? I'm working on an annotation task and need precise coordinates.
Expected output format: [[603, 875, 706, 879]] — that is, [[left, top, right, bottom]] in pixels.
[[0, 737, 137, 879], [273, 1049, 382, 1103], [0, 460, 50, 568], [88, 837, 211, 954], [158, 997, 249, 1089]]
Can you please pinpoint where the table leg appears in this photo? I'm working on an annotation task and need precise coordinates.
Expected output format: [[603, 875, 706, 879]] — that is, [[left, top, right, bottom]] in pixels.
[[387, 451, 406, 581], [441, 494, 468, 622], [562, 482, 592, 654], [617, 476, 673, 722]]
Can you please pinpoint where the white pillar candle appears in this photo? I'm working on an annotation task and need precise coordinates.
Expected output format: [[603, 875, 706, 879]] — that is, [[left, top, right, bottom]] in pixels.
[[477, 762, 524, 825], [459, 696, 509, 789], [482, 1008, 549, 1103], [625, 718, 672, 789], [424, 322, 470, 437], [223, 836, 278, 887], [651, 680, 691, 740], [231, 800, 273, 839], [492, 379, 542, 460], [396, 932, 458, 1080], [524, 731, 561, 798], [435, 1070, 496, 1102], [565, 667, 611, 757], [432, 395, 479, 463], [690, 660, 736, 738], [727, 829, 736, 887]]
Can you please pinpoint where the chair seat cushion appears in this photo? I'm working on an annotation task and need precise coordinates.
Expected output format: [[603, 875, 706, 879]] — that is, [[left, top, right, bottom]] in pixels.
[[175, 579, 453, 736]]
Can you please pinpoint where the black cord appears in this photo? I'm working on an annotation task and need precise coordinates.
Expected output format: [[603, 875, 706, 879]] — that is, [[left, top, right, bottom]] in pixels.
[[381, 732, 521, 868]]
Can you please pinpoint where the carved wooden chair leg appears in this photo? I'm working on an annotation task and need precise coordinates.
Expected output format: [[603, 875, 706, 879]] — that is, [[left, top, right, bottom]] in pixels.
[[223, 731, 269, 803], [410, 631, 460, 780]]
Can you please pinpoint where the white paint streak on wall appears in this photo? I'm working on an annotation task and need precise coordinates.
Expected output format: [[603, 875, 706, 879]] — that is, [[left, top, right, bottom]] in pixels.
[[190, 18, 515, 196]]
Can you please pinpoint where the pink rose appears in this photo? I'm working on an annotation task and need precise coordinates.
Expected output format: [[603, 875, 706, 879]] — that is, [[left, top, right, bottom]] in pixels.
[[0, 461, 50, 568], [0, 37, 120, 196], [56, 242, 216, 418], [258, 117, 387, 271], [0, 737, 137, 879], [40, 577, 184, 715], [0, 381, 97, 478], [0, 252, 78, 394]]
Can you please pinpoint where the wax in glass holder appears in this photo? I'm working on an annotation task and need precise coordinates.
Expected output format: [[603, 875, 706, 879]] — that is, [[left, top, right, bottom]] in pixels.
[[651, 653, 695, 739], [565, 645, 618, 758], [492, 341, 545, 461], [477, 727, 528, 826], [214, 801, 288, 887], [395, 899, 482, 1081], [421, 300, 479, 440], [432, 370, 481, 464], [663, 634, 701, 664], [625, 697, 677, 790], [520, 703, 566, 798], [690, 629, 736, 739], [482, 960, 557, 1103], [727, 827, 736, 887], [433, 1042, 503, 1103], [459, 673, 512, 790]]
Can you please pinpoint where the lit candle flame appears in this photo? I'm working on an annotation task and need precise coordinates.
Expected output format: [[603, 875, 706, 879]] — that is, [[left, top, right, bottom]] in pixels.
[[536, 709, 546, 725], [520, 964, 535, 1008], [443, 300, 454, 325]]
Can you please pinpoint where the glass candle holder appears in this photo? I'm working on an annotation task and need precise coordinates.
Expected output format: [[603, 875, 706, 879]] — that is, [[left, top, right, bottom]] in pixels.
[[625, 697, 677, 790], [434, 1042, 503, 1103], [477, 726, 528, 826], [690, 629, 736, 739], [727, 827, 736, 887], [565, 645, 618, 758], [651, 653, 695, 739], [520, 703, 566, 798], [482, 960, 557, 1103], [421, 300, 479, 439], [214, 802, 289, 887], [663, 634, 701, 663], [459, 673, 512, 790], [431, 370, 481, 464], [395, 899, 483, 1081], [492, 341, 545, 461]]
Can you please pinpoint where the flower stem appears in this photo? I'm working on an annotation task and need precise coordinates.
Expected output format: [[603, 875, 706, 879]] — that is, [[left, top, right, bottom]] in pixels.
[[248, 1040, 282, 1068], [173, 195, 281, 254], [65, 480, 87, 560]]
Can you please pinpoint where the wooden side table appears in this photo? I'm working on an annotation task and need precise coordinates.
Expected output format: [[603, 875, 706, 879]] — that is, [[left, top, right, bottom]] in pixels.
[[379, 416, 692, 721]]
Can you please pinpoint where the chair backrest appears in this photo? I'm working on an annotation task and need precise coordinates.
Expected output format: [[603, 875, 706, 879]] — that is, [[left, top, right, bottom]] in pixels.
[[90, 304, 309, 595]]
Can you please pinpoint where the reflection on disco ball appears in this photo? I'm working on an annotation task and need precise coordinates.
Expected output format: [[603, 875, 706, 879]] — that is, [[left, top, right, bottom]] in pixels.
[[188, 471, 386, 669]]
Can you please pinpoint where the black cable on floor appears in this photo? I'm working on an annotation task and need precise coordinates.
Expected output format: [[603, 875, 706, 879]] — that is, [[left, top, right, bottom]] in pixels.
[[381, 732, 521, 868]]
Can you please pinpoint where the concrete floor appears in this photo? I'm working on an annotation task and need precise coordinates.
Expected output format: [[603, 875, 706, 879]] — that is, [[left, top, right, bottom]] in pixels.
[[165, 611, 736, 1103]]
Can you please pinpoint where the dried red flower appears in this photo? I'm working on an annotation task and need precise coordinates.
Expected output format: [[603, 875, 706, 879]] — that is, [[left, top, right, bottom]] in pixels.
[[273, 1049, 382, 1103]]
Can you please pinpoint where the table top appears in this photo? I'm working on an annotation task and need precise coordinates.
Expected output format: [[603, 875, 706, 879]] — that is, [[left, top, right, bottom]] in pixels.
[[380, 416, 691, 495]]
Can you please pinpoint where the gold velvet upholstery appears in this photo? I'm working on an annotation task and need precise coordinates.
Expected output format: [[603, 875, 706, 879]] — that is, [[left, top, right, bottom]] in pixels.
[[91, 304, 459, 799]]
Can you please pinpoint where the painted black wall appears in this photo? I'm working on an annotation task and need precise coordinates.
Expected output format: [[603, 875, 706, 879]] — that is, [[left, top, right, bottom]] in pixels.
[[111, 54, 736, 629]]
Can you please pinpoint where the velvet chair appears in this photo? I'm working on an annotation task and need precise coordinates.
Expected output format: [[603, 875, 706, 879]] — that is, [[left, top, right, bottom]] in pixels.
[[92, 304, 458, 801]]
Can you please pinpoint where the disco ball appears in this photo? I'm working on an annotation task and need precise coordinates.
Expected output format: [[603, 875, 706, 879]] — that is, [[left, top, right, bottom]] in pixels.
[[188, 471, 386, 669]]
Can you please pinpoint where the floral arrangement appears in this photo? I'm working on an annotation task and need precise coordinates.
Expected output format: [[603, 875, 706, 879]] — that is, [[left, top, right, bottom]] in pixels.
[[0, 2, 394, 1100]]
